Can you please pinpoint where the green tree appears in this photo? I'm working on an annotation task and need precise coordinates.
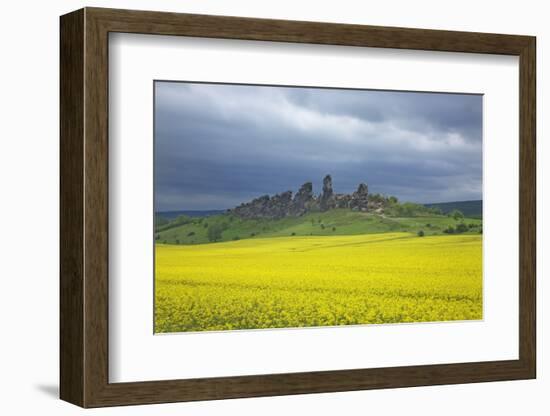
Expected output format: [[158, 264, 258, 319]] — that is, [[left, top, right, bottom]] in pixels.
[[369, 193, 385, 203], [417, 230, 425, 237], [207, 224, 224, 242], [449, 209, 464, 221], [428, 206, 443, 215], [455, 222, 468, 233]]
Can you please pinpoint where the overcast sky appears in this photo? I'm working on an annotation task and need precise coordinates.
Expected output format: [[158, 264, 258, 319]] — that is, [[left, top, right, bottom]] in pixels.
[[154, 81, 482, 212]]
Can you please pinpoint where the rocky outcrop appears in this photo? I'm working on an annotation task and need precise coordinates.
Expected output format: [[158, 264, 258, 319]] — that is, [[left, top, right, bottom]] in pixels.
[[334, 193, 352, 208], [231, 191, 294, 219], [232, 195, 271, 219], [268, 191, 293, 218], [319, 175, 335, 211], [350, 183, 369, 212], [230, 175, 373, 219], [290, 182, 314, 216]]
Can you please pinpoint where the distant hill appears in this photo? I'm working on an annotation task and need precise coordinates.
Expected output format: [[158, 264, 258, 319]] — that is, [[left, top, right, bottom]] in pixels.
[[156, 210, 225, 220], [424, 200, 482, 219]]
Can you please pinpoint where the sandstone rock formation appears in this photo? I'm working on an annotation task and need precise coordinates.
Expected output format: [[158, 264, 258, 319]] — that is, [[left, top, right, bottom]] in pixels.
[[230, 175, 374, 219], [334, 193, 352, 208], [350, 183, 369, 212], [319, 175, 335, 211], [291, 182, 314, 216]]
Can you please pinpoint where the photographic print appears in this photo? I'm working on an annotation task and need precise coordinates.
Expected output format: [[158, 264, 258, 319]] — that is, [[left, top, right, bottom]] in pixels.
[[154, 81, 483, 334]]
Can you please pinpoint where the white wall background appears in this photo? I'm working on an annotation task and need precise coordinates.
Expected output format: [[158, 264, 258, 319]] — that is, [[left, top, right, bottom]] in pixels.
[[0, 0, 545, 414]]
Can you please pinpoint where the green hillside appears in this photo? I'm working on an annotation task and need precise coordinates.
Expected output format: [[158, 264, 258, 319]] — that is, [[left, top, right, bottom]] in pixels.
[[155, 208, 482, 245], [425, 200, 482, 219]]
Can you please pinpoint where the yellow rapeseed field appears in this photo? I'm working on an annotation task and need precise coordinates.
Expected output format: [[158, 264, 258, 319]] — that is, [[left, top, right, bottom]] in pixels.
[[155, 233, 482, 333]]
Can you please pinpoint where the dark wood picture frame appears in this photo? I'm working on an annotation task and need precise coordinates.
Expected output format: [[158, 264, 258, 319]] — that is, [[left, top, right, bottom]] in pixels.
[[60, 7, 536, 408]]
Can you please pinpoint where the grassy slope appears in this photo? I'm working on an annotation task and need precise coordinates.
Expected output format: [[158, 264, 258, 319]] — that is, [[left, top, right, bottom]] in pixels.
[[156, 208, 482, 245]]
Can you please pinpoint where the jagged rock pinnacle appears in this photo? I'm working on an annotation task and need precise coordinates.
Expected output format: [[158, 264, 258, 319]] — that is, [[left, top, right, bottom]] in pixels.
[[319, 175, 335, 211]]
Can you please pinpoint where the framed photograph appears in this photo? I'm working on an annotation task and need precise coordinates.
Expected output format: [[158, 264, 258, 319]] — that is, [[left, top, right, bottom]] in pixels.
[[60, 7, 536, 408]]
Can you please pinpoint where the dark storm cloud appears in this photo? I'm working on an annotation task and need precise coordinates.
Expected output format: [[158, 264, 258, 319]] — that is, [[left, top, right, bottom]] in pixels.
[[154, 82, 482, 211], [282, 87, 482, 142]]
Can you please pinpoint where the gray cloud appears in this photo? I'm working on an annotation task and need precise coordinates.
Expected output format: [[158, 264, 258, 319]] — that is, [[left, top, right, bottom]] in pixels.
[[155, 82, 482, 211]]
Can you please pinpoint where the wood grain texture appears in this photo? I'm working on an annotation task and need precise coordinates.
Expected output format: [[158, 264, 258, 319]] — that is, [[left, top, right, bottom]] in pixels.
[[88, 7, 532, 55], [59, 7, 537, 408], [83, 10, 110, 406], [59, 8, 85, 407], [518, 38, 536, 375]]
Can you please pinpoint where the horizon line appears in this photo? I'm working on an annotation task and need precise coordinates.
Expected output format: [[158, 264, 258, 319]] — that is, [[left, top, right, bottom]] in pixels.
[[156, 199, 482, 214]]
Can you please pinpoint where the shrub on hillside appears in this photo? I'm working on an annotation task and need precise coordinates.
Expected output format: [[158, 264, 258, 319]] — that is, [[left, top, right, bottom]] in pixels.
[[386, 202, 432, 217], [207, 224, 224, 242], [444, 223, 468, 234], [368, 193, 386, 203], [427, 206, 443, 215], [449, 209, 465, 221]]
